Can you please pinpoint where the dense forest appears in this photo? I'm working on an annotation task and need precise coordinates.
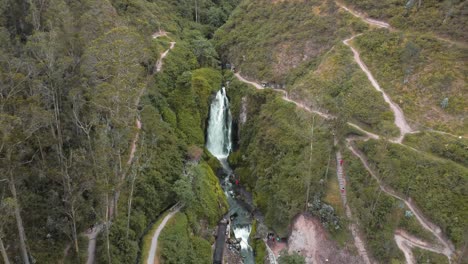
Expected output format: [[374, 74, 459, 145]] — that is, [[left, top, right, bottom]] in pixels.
[[0, 0, 239, 263], [1, 0, 466, 263]]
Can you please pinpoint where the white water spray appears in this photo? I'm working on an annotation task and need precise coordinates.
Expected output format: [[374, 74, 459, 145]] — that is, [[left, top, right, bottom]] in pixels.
[[206, 87, 232, 158], [206, 87, 254, 263]]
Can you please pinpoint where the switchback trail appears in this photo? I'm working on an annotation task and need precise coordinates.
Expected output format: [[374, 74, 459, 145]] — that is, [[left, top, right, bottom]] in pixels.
[[337, 1, 467, 48], [146, 205, 181, 264], [335, 146, 373, 264], [346, 139, 454, 261], [395, 229, 451, 264], [235, 73, 375, 263], [343, 35, 412, 143], [234, 73, 454, 263], [156, 42, 176, 73], [336, 2, 390, 29]]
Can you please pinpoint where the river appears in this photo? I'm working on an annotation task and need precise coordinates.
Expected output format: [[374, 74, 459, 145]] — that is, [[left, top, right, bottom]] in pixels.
[[206, 87, 254, 263]]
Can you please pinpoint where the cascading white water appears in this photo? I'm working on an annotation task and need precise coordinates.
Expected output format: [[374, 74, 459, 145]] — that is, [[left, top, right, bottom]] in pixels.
[[206, 87, 232, 158], [234, 225, 252, 251], [206, 87, 254, 264]]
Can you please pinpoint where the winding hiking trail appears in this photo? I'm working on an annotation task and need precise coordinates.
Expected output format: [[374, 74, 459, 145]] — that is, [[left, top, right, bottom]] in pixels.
[[234, 72, 455, 263], [146, 205, 181, 264], [235, 73, 376, 263], [346, 139, 454, 261], [156, 42, 176, 73], [343, 35, 412, 143], [85, 32, 176, 264], [336, 5, 455, 261], [336, 2, 390, 29]]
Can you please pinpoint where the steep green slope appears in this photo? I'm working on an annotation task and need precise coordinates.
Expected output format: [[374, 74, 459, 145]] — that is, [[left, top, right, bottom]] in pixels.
[[354, 30, 467, 134], [215, 0, 366, 82], [214, 0, 467, 262], [0, 0, 237, 262], [342, 0, 468, 41], [226, 76, 340, 237]]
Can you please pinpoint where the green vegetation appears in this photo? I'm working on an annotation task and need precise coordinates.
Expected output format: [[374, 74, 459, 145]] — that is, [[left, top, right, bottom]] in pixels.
[[413, 248, 450, 264], [1, 0, 466, 262], [175, 162, 228, 229], [278, 251, 306, 264], [404, 132, 468, 167], [226, 80, 336, 236], [343, 0, 468, 41], [0, 0, 238, 262], [356, 139, 468, 246], [140, 210, 171, 264], [249, 220, 267, 263], [343, 146, 438, 263], [215, 0, 367, 82], [323, 175, 353, 247], [354, 30, 467, 134], [289, 43, 399, 137], [158, 213, 212, 264]]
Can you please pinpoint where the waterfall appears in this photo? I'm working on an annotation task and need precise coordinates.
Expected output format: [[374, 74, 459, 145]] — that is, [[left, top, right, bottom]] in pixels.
[[206, 87, 232, 159], [206, 87, 254, 264]]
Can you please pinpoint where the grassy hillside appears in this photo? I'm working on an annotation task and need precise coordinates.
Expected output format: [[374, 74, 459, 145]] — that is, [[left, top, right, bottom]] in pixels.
[[342, 0, 468, 42], [215, 0, 367, 82], [354, 30, 467, 134], [356, 139, 468, 246], [226, 76, 340, 237], [288, 43, 399, 137]]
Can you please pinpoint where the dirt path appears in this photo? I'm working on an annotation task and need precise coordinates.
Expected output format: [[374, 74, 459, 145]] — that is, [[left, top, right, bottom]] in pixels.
[[234, 69, 454, 263], [264, 240, 278, 264], [85, 34, 177, 264], [234, 73, 334, 120], [156, 42, 176, 73], [337, 1, 467, 49], [335, 147, 373, 264], [152, 30, 168, 39], [336, 2, 390, 29], [346, 140, 454, 261], [146, 206, 181, 264], [85, 224, 104, 264], [343, 35, 412, 143]]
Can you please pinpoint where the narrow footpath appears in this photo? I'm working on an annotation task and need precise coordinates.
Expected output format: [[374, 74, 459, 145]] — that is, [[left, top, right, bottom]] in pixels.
[[234, 71, 454, 263], [335, 145, 372, 264], [346, 139, 454, 261], [85, 32, 176, 264], [343, 35, 412, 143], [146, 205, 181, 264]]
